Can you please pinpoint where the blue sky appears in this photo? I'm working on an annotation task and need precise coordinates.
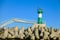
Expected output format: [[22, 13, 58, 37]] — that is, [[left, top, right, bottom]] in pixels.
[[0, 0, 60, 29]]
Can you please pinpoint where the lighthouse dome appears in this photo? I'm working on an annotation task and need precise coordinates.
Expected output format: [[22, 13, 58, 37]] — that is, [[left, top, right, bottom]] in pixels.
[[38, 8, 43, 14]]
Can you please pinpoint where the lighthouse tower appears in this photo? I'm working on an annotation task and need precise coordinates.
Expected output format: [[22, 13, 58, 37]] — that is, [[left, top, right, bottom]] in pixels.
[[37, 8, 46, 27], [31, 8, 46, 30], [38, 9, 43, 24]]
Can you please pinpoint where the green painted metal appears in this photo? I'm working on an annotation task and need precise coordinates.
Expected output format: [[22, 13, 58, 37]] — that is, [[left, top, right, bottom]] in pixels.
[[38, 18, 42, 24], [38, 9, 43, 14]]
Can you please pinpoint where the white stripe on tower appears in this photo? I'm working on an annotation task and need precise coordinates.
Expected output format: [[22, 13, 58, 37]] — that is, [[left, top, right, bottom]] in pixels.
[[38, 13, 42, 18]]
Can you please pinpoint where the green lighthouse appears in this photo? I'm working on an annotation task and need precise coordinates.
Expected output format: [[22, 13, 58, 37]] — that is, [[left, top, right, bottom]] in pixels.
[[38, 9, 43, 24]]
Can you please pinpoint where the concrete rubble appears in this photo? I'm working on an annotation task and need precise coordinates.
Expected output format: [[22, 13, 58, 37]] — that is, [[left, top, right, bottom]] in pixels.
[[0, 24, 60, 40]]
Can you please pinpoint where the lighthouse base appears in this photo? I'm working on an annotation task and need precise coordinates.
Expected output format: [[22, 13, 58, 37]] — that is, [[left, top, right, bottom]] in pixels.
[[31, 23, 46, 31], [38, 24, 46, 27], [32, 23, 46, 28]]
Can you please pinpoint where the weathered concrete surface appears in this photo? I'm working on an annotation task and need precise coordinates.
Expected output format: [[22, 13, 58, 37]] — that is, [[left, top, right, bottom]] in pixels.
[[0, 24, 60, 40]]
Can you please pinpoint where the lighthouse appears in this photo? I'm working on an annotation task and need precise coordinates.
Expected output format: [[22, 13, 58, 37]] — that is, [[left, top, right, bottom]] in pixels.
[[32, 8, 45, 29], [38, 9, 43, 24], [37, 8, 46, 28]]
